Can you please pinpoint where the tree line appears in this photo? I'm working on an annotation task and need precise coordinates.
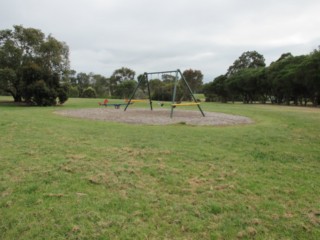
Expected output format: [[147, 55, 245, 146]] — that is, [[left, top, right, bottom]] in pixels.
[[203, 49, 320, 106], [2, 25, 318, 107], [68, 68, 204, 101], [0, 25, 204, 105]]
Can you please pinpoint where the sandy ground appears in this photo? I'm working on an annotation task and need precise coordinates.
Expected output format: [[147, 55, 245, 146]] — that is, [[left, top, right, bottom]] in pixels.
[[55, 108, 253, 126]]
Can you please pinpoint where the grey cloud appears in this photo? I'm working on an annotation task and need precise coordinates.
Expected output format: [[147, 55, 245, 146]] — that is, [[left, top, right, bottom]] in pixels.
[[1, 0, 320, 81]]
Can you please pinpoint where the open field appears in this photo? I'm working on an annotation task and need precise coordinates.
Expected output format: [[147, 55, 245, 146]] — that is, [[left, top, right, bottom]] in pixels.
[[0, 96, 319, 239]]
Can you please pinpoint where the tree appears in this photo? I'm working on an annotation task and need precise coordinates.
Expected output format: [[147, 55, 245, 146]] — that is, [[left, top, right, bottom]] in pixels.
[[68, 86, 79, 97], [113, 80, 136, 98], [203, 75, 229, 102], [92, 74, 109, 97], [148, 78, 173, 101], [81, 87, 96, 98], [109, 67, 135, 95], [75, 72, 90, 96], [296, 48, 320, 106], [226, 51, 266, 77], [227, 67, 266, 103], [0, 25, 70, 105], [67, 69, 77, 86], [267, 54, 305, 105], [137, 74, 148, 94], [182, 69, 203, 93], [149, 79, 162, 99]]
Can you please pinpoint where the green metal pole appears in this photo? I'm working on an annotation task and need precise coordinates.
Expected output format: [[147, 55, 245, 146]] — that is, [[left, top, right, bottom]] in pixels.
[[124, 74, 143, 111], [170, 70, 179, 118], [145, 73, 153, 110], [178, 69, 205, 117]]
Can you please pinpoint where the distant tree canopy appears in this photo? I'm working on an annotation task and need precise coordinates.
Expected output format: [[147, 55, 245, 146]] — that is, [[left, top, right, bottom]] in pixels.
[[66, 68, 204, 102], [0, 25, 70, 105], [147, 69, 204, 101], [182, 69, 203, 93], [109, 67, 135, 97], [204, 49, 320, 106], [3, 26, 317, 108], [226, 51, 266, 77]]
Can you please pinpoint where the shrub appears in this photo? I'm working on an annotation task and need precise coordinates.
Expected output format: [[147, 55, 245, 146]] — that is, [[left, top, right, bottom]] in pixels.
[[81, 87, 96, 98], [58, 84, 69, 104], [28, 80, 57, 106], [68, 86, 79, 98]]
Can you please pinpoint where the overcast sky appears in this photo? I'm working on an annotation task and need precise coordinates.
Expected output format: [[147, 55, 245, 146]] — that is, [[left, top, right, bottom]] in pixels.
[[1, 0, 320, 81]]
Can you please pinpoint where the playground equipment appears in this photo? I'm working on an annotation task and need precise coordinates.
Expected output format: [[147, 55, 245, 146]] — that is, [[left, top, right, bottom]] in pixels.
[[124, 99, 148, 103], [98, 99, 131, 109], [124, 69, 205, 118]]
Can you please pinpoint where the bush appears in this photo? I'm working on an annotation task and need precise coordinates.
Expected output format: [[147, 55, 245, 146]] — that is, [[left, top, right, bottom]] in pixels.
[[58, 84, 69, 104], [68, 86, 79, 98], [81, 87, 96, 98], [28, 80, 57, 106], [151, 84, 186, 102]]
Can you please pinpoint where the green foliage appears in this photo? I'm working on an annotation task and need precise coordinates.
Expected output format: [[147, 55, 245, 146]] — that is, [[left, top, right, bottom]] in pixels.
[[68, 86, 79, 98], [92, 74, 109, 97], [113, 80, 136, 99], [0, 25, 70, 105], [227, 67, 266, 103], [182, 69, 203, 93], [109, 67, 135, 96], [298, 49, 320, 105], [205, 48, 320, 106], [203, 75, 229, 102], [151, 82, 174, 101], [57, 84, 69, 104], [75, 72, 90, 96], [226, 50, 266, 77], [148, 78, 184, 101], [26, 80, 57, 106], [81, 87, 96, 98], [137, 74, 148, 93]]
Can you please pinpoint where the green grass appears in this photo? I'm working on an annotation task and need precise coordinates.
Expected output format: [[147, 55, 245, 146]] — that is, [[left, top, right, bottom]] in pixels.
[[0, 96, 319, 239], [194, 93, 205, 101]]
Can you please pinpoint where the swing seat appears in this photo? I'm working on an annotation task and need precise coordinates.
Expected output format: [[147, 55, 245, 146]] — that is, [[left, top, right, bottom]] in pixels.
[[171, 103, 200, 107]]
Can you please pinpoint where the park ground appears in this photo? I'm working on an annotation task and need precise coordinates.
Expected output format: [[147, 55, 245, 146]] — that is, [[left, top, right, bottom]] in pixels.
[[0, 96, 319, 239]]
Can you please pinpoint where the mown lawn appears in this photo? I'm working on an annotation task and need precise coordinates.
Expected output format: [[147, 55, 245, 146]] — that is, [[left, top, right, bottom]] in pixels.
[[0, 96, 319, 239]]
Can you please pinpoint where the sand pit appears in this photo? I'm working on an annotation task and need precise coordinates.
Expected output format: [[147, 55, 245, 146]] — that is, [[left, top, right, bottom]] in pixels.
[[56, 108, 253, 126]]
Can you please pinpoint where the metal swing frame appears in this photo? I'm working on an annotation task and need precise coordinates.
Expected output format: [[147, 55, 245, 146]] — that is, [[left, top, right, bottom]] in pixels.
[[124, 69, 205, 118]]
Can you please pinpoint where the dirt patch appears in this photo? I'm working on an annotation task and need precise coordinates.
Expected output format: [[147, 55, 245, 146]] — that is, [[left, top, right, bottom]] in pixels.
[[55, 108, 253, 126]]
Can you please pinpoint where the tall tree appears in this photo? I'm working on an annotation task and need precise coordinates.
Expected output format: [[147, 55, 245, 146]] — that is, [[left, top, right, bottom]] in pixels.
[[296, 48, 320, 106], [76, 72, 90, 96], [109, 67, 135, 95], [92, 74, 109, 97], [227, 67, 266, 103], [114, 80, 137, 99], [0, 25, 70, 105], [182, 69, 203, 93], [226, 51, 266, 77], [137, 74, 147, 93], [267, 54, 305, 105], [205, 75, 229, 103]]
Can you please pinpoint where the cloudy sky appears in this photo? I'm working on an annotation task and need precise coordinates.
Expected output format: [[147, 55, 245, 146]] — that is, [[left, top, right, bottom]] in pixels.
[[1, 0, 320, 81]]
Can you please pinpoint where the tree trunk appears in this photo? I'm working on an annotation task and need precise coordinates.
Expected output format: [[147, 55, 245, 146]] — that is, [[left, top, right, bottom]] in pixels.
[[13, 95, 22, 102], [7, 89, 22, 102]]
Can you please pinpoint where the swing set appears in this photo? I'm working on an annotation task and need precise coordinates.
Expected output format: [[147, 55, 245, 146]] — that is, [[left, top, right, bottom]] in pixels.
[[124, 69, 205, 118]]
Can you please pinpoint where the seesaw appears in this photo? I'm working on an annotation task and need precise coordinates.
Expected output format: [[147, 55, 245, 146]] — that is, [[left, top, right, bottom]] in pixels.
[[98, 99, 132, 109]]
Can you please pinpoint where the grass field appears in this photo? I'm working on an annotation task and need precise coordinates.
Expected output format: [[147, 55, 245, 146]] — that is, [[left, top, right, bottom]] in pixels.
[[0, 96, 319, 239]]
